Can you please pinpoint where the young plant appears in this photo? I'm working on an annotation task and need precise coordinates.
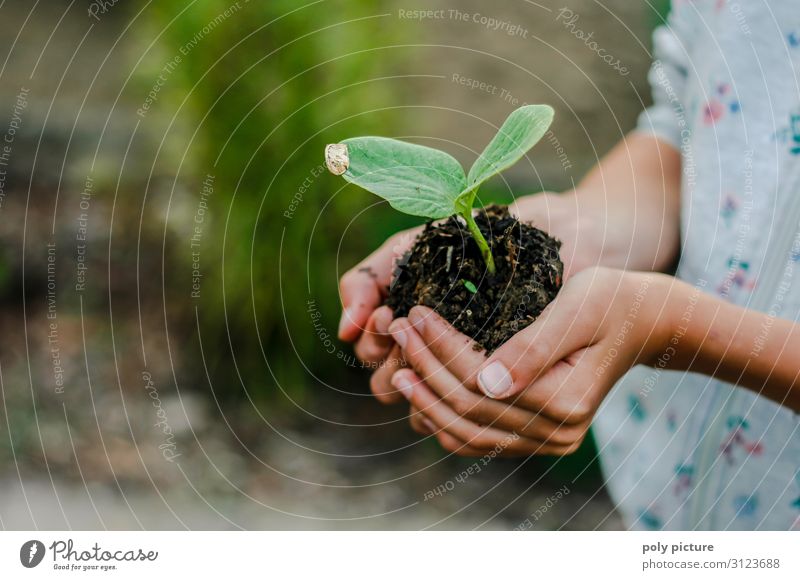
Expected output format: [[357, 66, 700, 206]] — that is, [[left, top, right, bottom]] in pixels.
[[325, 104, 554, 274]]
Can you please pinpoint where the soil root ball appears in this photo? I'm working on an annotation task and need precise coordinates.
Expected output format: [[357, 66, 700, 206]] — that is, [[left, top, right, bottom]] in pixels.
[[386, 204, 563, 352]]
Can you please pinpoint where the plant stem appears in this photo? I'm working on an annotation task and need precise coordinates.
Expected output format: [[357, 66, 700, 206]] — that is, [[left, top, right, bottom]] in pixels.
[[462, 210, 496, 275]]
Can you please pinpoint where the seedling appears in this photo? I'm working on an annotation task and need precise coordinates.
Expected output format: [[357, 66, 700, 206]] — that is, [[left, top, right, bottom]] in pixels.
[[325, 105, 554, 274], [462, 279, 478, 294]]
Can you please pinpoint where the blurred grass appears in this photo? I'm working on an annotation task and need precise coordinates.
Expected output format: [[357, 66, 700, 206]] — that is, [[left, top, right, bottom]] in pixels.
[[142, 0, 412, 399], [140, 0, 667, 414]]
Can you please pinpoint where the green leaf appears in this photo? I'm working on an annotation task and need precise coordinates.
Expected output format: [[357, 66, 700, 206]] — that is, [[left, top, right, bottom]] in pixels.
[[340, 136, 467, 219], [462, 279, 478, 294], [464, 104, 554, 194]]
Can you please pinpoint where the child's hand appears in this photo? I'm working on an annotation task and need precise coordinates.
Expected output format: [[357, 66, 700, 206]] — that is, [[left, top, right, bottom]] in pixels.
[[338, 190, 607, 406], [387, 267, 671, 455], [387, 304, 593, 456], [337, 227, 421, 404]]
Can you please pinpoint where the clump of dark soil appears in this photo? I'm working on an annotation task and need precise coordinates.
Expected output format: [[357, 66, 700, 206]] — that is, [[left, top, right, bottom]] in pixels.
[[386, 204, 563, 353]]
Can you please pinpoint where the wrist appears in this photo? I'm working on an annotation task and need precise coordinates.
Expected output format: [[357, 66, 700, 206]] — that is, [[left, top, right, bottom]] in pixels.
[[637, 274, 706, 370], [572, 184, 679, 273], [626, 272, 679, 367]]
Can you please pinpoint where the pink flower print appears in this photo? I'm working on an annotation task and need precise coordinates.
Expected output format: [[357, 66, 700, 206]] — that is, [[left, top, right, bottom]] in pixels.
[[703, 82, 740, 125], [719, 416, 763, 466], [720, 193, 739, 227], [717, 259, 756, 297], [715, 82, 731, 97], [666, 409, 677, 432], [703, 99, 725, 125], [673, 463, 694, 496]]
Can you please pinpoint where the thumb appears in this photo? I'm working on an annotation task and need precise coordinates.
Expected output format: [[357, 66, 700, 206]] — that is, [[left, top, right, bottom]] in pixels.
[[338, 270, 383, 342], [476, 295, 590, 399], [337, 228, 418, 342]]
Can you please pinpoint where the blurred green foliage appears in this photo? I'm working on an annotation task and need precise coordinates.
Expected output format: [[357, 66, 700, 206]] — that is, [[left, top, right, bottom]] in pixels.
[[139, 0, 667, 405], [143, 0, 412, 399]]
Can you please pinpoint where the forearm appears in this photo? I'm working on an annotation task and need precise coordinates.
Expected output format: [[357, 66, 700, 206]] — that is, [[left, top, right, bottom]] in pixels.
[[658, 276, 800, 411], [573, 132, 682, 272]]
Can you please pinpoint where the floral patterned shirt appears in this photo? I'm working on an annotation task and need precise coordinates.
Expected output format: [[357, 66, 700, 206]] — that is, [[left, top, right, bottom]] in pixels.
[[593, 0, 800, 530]]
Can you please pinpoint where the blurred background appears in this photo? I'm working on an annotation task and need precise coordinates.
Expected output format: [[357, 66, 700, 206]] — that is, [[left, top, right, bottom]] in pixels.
[[0, 0, 667, 529]]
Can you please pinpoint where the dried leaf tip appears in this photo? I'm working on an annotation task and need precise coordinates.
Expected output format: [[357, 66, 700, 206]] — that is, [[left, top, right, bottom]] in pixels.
[[325, 143, 349, 175]]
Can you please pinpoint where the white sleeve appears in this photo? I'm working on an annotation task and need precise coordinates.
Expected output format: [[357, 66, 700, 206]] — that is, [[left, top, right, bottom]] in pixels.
[[635, 5, 696, 149]]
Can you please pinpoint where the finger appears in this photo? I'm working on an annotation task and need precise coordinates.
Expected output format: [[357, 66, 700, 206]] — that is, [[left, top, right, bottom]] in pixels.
[[476, 284, 594, 400], [508, 191, 554, 221], [390, 317, 581, 443], [408, 405, 435, 436], [338, 228, 420, 342], [434, 431, 486, 457], [511, 346, 606, 426], [437, 429, 580, 458], [338, 268, 383, 342], [407, 305, 484, 390], [393, 369, 576, 455], [354, 306, 395, 363], [389, 316, 469, 401], [369, 344, 406, 405]]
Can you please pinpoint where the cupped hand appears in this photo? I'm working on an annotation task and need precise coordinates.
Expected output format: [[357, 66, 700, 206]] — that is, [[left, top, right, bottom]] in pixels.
[[338, 226, 420, 403], [339, 190, 596, 406], [387, 267, 671, 456]]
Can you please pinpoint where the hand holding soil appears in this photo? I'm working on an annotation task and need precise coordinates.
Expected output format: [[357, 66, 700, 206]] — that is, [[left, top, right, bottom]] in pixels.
[[333, 105, 571, 404], [387, 267, 672, 455], [337, 189, 610, 406]]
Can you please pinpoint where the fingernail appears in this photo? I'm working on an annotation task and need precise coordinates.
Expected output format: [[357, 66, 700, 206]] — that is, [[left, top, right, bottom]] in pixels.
[[391, 327, 407, 349], [422, 418, 437, 433], [391, 373, 413, 399], [478, 361, 513, 398], [408, 308, 425, 334], [338, 306, 355, 337], [374, 309, 392, 334]]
